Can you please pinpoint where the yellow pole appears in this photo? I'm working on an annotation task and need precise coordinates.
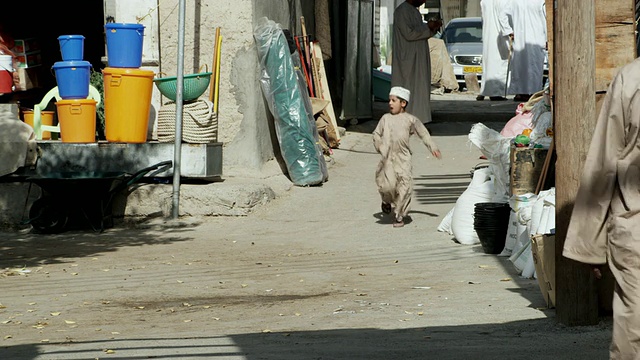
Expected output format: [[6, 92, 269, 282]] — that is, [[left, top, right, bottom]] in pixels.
[[213, 35, 223, 113]]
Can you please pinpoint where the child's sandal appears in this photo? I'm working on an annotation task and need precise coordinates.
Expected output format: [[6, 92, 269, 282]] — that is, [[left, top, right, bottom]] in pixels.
[[381, 202, 392, 214]]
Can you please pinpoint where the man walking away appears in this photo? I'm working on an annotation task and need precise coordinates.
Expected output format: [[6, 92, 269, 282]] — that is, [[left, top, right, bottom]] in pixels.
[[392, 0, 441, 124], [477, 0, 513, 101]]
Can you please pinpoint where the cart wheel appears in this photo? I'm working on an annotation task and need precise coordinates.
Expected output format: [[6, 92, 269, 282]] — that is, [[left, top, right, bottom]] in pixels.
[[29, 197, 69, 234]]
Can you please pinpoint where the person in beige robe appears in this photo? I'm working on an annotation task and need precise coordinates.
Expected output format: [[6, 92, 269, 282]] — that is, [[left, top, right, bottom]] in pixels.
[[563, 57, 640, 359], [373, 86, 441, 227], [392, 0, 441, 124]]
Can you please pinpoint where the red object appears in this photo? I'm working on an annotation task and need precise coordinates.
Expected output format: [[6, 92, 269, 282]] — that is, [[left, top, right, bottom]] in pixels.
[[0, 69, 12, 93]]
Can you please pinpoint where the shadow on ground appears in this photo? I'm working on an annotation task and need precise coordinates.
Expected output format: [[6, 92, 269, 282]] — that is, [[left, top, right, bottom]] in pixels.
[[0, 224, 197, 268], [0, 318, 611, 359]]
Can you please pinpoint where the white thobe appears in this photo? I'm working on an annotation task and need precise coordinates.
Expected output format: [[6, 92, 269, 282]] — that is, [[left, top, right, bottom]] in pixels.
[[479, 0, 513, 97], [502, 0, 546, 95]]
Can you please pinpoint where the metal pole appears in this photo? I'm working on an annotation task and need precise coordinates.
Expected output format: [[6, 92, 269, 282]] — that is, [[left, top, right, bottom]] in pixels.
[[171, 0, 186, 219]]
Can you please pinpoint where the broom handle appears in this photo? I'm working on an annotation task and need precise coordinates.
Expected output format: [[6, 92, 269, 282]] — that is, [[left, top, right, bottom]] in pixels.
[[535, 139, 554, 195], [209, 27, 221, 102], [300, 16, 314, 97], [213, 35, 223, 113]]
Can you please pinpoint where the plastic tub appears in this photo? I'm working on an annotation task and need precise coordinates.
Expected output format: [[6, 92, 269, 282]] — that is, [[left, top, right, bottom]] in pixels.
[[105, 23, 145, 68], [103, 67, 154, 143], [24, 110, 55, 140], [52, 60, 91, 99], [56, 99, 97, 143]]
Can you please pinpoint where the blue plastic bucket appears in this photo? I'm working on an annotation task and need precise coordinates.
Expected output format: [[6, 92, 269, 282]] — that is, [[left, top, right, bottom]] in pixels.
[[58, 35, 85, 61], [52, 61, 91, 99], [105, 23, 144, 68]]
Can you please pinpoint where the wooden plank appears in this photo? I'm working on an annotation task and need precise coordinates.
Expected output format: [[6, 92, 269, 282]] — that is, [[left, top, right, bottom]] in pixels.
[[594, 0, 635, 92], [313, 42, 340, 141], [554, 0, 600, 326], [545, 0, 553, 98]]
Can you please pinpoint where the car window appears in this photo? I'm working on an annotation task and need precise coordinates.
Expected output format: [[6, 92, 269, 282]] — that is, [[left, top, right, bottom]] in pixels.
[[443, 23, 482, 44]]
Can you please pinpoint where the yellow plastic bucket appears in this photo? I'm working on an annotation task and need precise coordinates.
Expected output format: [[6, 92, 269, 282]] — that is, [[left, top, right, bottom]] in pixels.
[[103, 67, 154, 143], [56, 99, 97, 143], [24, 110, 54, 140]]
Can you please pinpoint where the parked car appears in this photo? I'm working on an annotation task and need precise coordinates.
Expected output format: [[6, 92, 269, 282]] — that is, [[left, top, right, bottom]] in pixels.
[[436, 17, 549, 90], [436, 17, 483, 90]]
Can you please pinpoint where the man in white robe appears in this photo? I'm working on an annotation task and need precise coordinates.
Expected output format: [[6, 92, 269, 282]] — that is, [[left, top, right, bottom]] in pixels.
[[563, 57, 640, 359], [477, 0, 513, 101], [392, 0, 440, 123], [501, 0, 546, 101]]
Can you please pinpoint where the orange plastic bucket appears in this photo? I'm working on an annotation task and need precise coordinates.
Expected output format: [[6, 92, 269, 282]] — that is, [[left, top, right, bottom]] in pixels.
[[103, 67, 154, 143], [23, 110, 54, 140], [56, 99, 97, 143]]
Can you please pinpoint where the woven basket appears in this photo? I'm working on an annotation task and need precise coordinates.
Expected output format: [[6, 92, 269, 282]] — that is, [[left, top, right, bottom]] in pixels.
[[157, 100, 218, 143]]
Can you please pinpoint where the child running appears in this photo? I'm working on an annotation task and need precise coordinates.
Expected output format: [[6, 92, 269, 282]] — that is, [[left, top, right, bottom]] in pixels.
[[373, 86, 442, 228]]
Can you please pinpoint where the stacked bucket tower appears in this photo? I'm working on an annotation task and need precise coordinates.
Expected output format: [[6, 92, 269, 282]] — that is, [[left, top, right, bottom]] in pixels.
[[48, 23, 151, 143]]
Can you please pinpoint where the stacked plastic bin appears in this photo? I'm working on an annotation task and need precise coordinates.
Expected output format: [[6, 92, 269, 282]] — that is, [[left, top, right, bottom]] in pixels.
[[103, 23, 154, 143], [52, 35, 97, 143]]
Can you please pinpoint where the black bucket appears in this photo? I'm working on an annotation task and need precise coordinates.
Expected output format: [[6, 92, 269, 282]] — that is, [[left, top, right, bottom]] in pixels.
[[474, 202, 511, 254]]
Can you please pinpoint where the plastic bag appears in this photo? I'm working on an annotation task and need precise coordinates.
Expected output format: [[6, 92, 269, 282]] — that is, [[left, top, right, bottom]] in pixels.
[[253, 17, 327, 186]]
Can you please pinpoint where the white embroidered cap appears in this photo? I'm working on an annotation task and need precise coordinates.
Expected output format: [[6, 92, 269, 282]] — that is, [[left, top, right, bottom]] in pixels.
[[389, 86, 410, 102]]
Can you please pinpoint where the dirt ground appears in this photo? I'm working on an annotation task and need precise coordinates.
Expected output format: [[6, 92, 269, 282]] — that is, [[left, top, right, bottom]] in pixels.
[[0, 92, 612, 359]]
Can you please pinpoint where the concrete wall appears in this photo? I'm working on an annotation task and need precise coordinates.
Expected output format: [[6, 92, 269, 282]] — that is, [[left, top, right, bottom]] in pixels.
[[157, 0, 293, 172]]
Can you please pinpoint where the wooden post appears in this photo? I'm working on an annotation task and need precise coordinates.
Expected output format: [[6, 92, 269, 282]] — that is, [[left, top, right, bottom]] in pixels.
[[554, 0, 599, 326]]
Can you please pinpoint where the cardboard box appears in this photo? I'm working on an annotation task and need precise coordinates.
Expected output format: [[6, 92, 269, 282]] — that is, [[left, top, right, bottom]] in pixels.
[[531, 233, 556, 308], [12, 38, 40, 54], [14, 51, 42, 68], [15, 67, 41, 91]]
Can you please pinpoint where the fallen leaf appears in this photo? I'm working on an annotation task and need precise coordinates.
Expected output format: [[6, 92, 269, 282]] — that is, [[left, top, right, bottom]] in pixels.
[[50, 312, 61, 316], [41, 339, 49, 343], [28, 302, 37, 305], [64, 320, 76, 324], [213, 317, 220, 321], [71, 273, 78, 276], [104, 349, 115, 354], [182, 303, 192, 307], [468, 281, 481, 284], [417, 312, 424, 316], [241, 284, 248, 288], [295, 313, 301, 316], [183, 319, 192, 323], [177, 280, 184, 284], [111, 332, 120, 335], [404, 311, 413, 314], [2, 320, 11, 324], [4, 335, 11, 339], [358, 273, 366, 276], [356, 293, 368, 296], [136, 306, 145, 310], [500, 278, 512, 282], [412, 286, 432, 290], [262, 329, 271, 333]]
